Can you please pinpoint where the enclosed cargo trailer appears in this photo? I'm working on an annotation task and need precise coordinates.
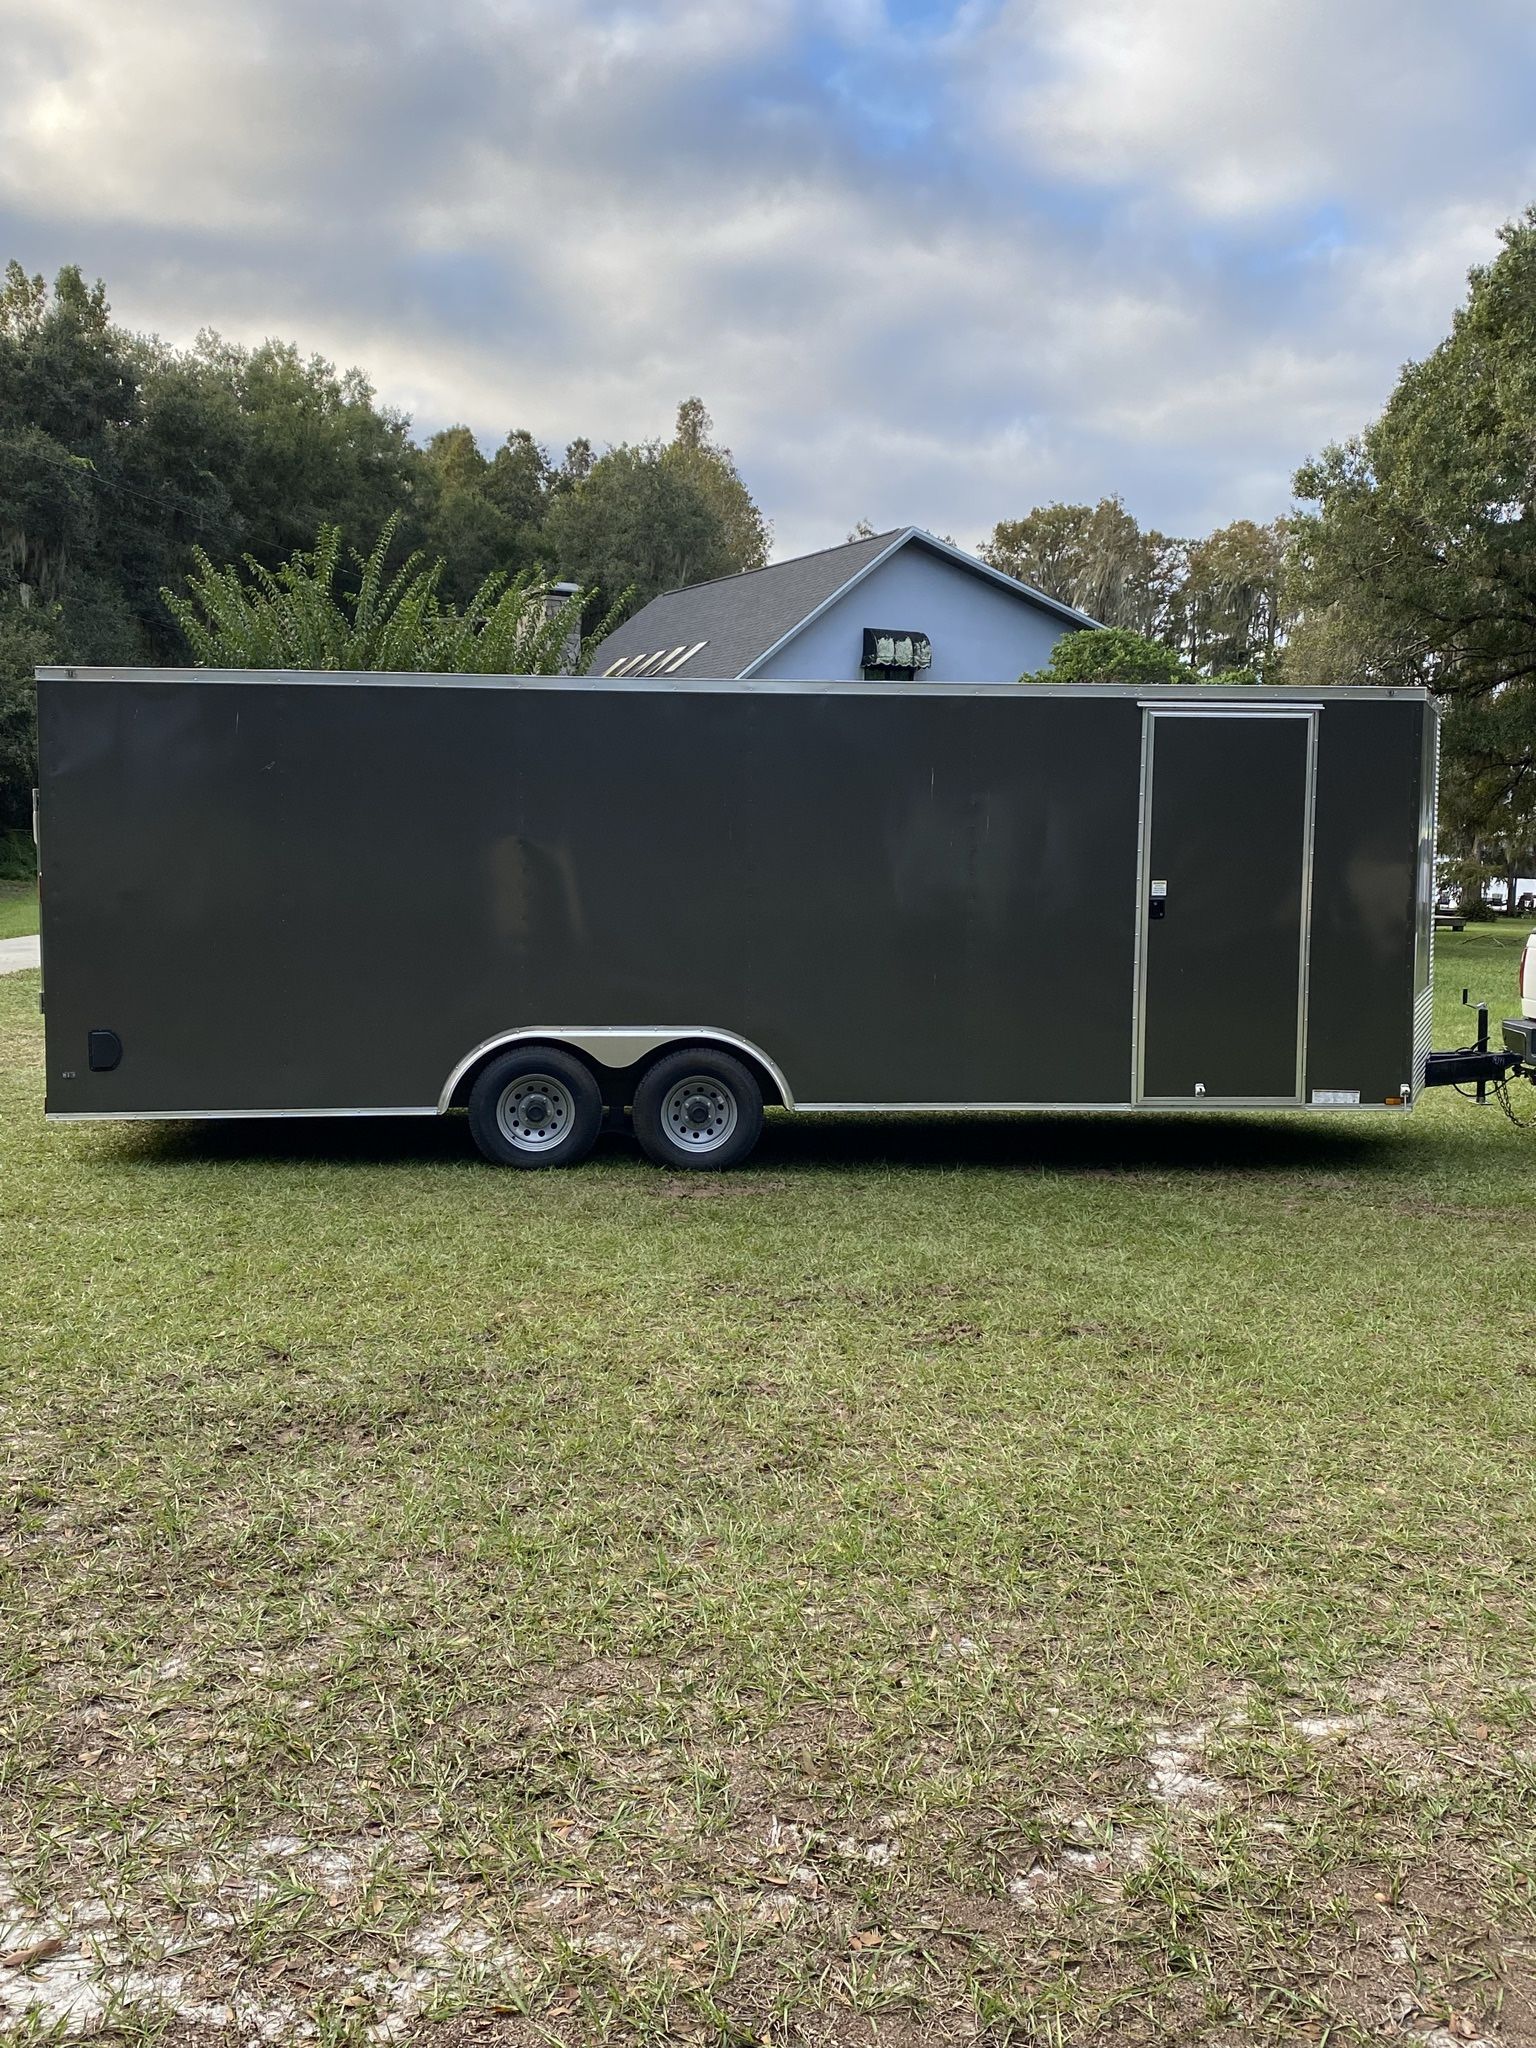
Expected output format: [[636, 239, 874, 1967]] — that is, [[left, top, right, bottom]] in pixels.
[[35, 668, 1441, 1168]]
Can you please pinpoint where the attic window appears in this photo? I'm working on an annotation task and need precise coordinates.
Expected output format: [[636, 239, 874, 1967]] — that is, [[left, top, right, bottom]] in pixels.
[[862, 628, 931, 681]]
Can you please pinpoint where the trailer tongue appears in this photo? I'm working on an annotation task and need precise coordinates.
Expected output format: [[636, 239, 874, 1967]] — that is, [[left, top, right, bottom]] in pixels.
[[1423, 1047, 1522, 1090], [1421, 987, 1536, 1123]]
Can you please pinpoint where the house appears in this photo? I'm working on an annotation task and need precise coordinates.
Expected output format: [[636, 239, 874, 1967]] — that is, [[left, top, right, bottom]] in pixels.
[[589, 527, 1099, 683]]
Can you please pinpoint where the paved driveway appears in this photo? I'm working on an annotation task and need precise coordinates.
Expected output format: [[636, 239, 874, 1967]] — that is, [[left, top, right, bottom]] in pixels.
[[0, 935, 40, 975]]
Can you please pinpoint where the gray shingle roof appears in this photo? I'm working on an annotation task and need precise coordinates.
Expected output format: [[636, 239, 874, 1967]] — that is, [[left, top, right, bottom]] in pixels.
[[589, 528, 903, 679], [585, 527, 1098, 679]]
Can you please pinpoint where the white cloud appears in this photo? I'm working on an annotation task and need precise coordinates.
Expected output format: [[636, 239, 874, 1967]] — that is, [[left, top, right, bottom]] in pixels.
[[1, 0, 364, 233], [0, 0, 1533, 559], [1345, 198, 1516, 329], [980, 0, 1536, 221]]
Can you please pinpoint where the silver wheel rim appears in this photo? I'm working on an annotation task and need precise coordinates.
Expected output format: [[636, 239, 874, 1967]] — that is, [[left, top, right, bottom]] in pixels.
[[495, 1072, 577, 1153], [661, 1073, 738, 1154]]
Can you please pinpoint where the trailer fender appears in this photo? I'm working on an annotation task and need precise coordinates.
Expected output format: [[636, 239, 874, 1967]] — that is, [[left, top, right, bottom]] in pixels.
[[438, 1029, 793, 1115]]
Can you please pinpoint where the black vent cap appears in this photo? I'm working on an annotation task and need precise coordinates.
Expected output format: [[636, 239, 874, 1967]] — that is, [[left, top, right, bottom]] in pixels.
[[88, 1029, 122, 1073]]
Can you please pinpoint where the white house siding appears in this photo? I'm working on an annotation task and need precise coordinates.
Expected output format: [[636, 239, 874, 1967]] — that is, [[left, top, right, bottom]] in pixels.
[[749, 545, 1076, 683]]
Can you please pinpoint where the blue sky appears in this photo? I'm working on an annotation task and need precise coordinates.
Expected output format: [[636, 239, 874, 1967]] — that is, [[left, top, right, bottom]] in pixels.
[[3, 0, 1536, 558]]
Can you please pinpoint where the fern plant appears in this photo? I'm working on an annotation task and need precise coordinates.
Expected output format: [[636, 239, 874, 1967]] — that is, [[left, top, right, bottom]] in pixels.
[[163, 515, 625, 674]]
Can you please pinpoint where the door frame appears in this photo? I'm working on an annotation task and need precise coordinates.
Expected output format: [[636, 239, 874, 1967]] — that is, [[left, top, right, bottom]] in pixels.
[[1131, 703, 1321, 1108]]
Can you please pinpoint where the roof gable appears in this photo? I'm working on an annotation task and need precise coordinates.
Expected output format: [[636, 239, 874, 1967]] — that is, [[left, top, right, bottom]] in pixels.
[[588, 527, 1098, 680]]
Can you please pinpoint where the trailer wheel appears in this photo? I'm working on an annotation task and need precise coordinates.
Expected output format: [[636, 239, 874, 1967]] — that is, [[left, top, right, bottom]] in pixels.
[[632, 1048, 764, 1170], [467, 1046, 603, 1168]]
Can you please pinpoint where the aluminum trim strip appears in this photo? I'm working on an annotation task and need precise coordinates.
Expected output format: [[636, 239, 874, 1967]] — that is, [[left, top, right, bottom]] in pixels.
[[46, 1107, 438, 1121], [35, 668, 1432, 704], [46, 1098, 1414, 1124], [1414, 705, 1441, 1087], [792, 1100, 1411, 1115], [1131, 705, 1155, 1102], [1135, 1096, 1310, 1109], [1295, 711, 1320, 1099]]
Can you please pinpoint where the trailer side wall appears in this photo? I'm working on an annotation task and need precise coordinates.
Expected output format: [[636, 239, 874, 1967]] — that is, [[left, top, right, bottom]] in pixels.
[[36, 675, 1428, 1119]]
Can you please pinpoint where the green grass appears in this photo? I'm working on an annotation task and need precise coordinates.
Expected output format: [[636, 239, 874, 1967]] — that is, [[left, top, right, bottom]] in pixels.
[[0, 878, 39, 939], [3, 929, 1535, 2044]]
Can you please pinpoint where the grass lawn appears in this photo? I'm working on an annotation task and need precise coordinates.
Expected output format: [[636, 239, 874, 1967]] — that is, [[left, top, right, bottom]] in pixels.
[[3, 926, 1535, 2045], [0, 878, 39, 939]]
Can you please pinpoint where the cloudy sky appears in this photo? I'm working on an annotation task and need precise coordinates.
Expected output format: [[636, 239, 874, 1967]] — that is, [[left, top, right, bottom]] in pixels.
[[3, 0, 1535, 558]]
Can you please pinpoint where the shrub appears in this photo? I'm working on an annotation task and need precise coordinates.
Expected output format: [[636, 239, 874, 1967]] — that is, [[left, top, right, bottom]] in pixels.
[[0, 829, 36, 878], [163, 515, 625, 674], [1022, 627, 1193, 687]]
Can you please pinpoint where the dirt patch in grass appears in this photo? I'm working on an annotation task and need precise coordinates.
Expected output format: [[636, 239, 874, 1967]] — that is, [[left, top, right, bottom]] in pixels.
[[3, 1657, 1532, 2043]]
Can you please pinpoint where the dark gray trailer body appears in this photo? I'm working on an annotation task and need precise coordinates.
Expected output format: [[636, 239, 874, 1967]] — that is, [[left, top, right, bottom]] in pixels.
[[35, 669, 1437, 1138]]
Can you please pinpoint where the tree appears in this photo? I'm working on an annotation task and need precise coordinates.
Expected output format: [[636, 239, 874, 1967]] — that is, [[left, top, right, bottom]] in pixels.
[[485, 428, 552, 529], [179, 334, 422, 571], [0, 262, 133, 461], [544, 444, 725, 611], [556, 437, 594, 490], [543, 401, 769, 613], [0, 593, 57, 833], [1168, 519, 1290, 678], [0, 265, 432, 662], [1289, 207, 1536, 906], [0, 263, 142, 826], [984, 499, 1294, 676], [983, 498, 1176, 634], [0, 426, 96, 603], [163, 516, 621, 676], [0, 263, 135, 606], [1290, 210, 1536, 702], [1021, 626, 1193, 687], [664, 398, 770, 572], [1436, 694, 1536, 915], [417, 425, 523, 605]]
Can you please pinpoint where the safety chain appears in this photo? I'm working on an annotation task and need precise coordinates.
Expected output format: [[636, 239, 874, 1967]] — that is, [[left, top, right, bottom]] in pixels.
[[1493, 1069, 1536, 1130]]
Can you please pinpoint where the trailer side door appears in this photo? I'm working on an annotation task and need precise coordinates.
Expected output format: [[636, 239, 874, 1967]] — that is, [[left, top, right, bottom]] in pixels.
[[1135, 707, 1317, 1105]]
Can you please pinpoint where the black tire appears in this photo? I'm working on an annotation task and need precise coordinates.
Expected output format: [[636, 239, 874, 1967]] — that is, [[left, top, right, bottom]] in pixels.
[[632, 1048, 764, 1171], [466, 1045, 603, 1168]]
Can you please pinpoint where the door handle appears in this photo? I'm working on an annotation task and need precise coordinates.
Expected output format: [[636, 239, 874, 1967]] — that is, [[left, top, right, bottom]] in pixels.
[[1149, 879, 1168, 921]]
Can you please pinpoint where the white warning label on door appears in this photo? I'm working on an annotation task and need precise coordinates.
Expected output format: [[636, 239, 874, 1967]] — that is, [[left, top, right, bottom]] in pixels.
[[1310, 1088, 1361, 1106]]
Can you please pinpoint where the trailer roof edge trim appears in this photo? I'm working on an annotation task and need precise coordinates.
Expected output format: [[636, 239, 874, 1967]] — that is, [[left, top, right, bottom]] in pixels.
[[35, 666, 1433, 704]]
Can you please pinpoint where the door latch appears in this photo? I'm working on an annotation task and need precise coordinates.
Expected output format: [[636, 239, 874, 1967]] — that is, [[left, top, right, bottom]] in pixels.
[[1149, 879, 1168, 921]]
